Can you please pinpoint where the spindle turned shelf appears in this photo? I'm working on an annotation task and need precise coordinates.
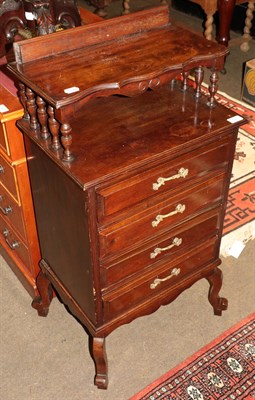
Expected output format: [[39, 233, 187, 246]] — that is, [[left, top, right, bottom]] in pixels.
[[8, 6, 228, 163]]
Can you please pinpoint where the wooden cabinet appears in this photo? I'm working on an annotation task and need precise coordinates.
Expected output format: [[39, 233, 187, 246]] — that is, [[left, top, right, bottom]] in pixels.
[[7, 6, 246, 389], [0, 84, 41, 298]]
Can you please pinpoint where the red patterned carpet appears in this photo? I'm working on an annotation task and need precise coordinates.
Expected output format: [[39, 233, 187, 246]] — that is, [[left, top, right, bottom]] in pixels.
[[130, 313, 255, 400], [212, 91, 255, 257]]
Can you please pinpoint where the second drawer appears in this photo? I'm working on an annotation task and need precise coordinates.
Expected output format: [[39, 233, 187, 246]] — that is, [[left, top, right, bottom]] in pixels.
[[0, 153, 19, 202], [99, 174, 225, 258]]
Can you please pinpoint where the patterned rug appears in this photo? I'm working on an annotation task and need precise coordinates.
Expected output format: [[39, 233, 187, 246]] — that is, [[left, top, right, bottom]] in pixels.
[[129, 313, 255, 400], [211, 91, 255, 258]]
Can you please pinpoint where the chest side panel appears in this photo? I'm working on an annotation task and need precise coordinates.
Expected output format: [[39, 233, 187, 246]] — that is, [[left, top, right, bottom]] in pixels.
[[24, 138, 96, 323]]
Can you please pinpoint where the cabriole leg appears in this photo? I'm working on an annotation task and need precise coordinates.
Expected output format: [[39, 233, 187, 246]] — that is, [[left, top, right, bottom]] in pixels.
[[32, 270, 53, 317], [207, 267, 228, 316], [89, 336, 108, 389]]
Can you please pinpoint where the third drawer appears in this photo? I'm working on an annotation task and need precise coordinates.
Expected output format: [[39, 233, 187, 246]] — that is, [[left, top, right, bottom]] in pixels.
[[102, 237, 218, 321]]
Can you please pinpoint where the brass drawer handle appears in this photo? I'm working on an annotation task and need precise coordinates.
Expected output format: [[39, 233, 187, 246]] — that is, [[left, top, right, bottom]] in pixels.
[[3, 228, 20, 250], [152, 203, 186, 228], [0, 165, 4, 174], [150, 267, 181, 289], [0, 196, 12, 215], [152, 168, 189, 191], [150, 237, 182, 259]]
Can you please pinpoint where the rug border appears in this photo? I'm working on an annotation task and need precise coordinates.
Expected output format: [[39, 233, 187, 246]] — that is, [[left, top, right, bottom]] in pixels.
[[216, 89, 255, 113], [199, 80, 255, 114], [129, 312, 255, 400]]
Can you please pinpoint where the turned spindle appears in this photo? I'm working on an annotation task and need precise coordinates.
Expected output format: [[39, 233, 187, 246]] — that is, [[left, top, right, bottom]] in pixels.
[[37, 96, 50, 140], [60, 123, 75, 162], [26, 87, 39, 130], [48, 106, 62, 151]]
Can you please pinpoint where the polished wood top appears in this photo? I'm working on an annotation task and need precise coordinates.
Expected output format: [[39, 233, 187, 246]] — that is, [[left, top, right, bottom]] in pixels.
[[18, 83, 244, 189], [8, 6, 228, 109]]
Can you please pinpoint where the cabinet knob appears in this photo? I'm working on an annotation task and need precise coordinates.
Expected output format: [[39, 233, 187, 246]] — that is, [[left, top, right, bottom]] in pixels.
[[0, 165, 4, 174], [0, 196, 12, 215], [3, 228, 20, 250]]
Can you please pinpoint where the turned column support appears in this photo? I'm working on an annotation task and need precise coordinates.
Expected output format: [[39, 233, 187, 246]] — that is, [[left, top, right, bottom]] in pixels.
[[240, 1, 255, 52], [37, 96, 50, 140], [18, 83, 30, 120], [26, 87, 39, 130], [208, 69, 219, 107], [60, 122, 75, 162], [48, 105, 62, 151], [182, 71, 189, 91], [217, 0, 236, 47], [194, 66, 204, 98]]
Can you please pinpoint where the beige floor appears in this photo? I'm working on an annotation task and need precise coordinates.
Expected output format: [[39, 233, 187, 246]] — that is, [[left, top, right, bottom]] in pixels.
[[1, 3, 255, 400]]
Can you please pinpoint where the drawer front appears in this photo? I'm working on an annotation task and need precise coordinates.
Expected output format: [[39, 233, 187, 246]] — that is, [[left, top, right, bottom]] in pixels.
[[0, 214, 31, 272], [99, 175, 225, 258], [97, 139, 231, 222], [0, 154, 19, 201], [0, 122, 9, 156], [102, 239, 217, 321], [100, 210, 221, 288], [0, 188, 26, 240]]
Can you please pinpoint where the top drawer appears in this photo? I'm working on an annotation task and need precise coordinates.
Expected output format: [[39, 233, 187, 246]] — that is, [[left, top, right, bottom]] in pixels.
[[0, 118, 25, 161], [96, 137, 232, 222], [0, 123, 6, 154], [0, 84, 24, 161]]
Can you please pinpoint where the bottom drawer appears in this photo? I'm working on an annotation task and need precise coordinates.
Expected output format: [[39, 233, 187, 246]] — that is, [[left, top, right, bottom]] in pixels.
[[0, 214, 31, 273], [103, 239, 217, 321]]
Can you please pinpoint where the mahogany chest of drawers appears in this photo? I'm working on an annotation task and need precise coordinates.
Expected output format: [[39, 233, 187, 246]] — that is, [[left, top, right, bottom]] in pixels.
[[0, 84, 41, 298], [16, 83, 245, 388], [7, 6, 245, 389]]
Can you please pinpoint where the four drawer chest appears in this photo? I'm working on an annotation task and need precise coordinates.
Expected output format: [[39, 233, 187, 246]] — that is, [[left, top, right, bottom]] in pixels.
[[7, 6, 246, 389], [0, 83, 41, 298]]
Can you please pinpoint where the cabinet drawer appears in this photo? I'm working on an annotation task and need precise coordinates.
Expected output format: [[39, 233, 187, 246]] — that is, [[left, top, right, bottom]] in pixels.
[[97, 139, 231, 222], [100, 210, 221, 288], [99, 175, 225, 258], [0, 215, 31, 272], [0, 154, 19, 201], [103, 239, 217, 321], [0, 188, 26, 240]]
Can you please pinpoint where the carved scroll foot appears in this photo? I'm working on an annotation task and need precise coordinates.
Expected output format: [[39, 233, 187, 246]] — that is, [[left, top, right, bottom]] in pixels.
[[32, 270, 53, 317], [89, 337, 108, 389], [206, 267, 228, 316]]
